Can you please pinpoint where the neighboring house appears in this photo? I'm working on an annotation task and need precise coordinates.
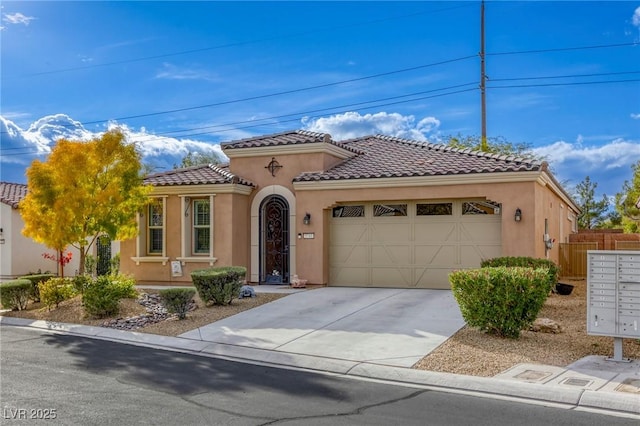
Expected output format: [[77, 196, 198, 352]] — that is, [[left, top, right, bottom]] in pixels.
[[0, 182, 81, 280], [120, 130, 580, 289]]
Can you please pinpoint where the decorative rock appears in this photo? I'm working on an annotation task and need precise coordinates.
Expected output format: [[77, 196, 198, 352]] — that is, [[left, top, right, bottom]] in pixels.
[[530, 318, 562, 334], [100, 292, 196, 330], [238, 285, 256, 299]]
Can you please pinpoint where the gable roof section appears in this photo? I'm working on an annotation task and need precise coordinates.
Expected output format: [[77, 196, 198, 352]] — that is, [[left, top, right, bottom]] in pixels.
[[0, 182, 27, 209], [221, 129, 361, 156], [144, 164, 255, 187], [294, 135, 542, 182]]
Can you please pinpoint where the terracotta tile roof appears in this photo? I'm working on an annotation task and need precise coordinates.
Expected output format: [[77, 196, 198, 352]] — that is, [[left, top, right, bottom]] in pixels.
[[0, 182, 27, 208], [144, 164, 255, 187], [294, 135, 542, 182], [221, 130, 361, 155]]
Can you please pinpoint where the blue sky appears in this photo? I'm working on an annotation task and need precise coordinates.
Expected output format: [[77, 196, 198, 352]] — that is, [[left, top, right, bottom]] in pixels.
[[1, 1, 639, 201]]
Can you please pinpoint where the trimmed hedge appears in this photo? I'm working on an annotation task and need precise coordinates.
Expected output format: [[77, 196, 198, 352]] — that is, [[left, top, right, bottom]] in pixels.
[[191, 266, 246, 306], [481, 256, 558, 293], [450, 266, 550, 338], [18, 274, 56, 302], [0, 279, 32, 311], [83, 274, 137, 318], [40, 278, 76, 310], [160, 288, 196, 319]]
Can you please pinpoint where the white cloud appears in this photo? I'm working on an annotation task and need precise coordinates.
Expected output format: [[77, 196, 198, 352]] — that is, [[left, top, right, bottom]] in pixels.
[[0, 114, 227, 182], [3, 12, 35, 26], [631, 113, 640, 120], [155, 63, 219, 81], [301, 111, 440, 141], [533, 138, 640, 171], [633, 6, 640, 27]]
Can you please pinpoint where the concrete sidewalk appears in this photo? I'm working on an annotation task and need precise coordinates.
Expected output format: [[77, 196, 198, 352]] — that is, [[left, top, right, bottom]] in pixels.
[[1, 286, 639, 418]]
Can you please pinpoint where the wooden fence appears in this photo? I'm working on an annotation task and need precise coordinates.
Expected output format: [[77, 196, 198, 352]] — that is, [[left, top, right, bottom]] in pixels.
[[559, 242, 598, 279], [560, 241, 640, 278]]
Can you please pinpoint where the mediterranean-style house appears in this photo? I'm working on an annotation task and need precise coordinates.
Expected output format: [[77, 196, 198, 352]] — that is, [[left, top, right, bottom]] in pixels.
[[0, 182, 82, 280], [120, 130, 580, 289]]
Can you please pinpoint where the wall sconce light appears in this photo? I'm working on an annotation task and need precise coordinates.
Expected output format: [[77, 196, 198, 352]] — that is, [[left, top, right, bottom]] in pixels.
[[514, 208, 522, 222], [303, 213, 311, 225]]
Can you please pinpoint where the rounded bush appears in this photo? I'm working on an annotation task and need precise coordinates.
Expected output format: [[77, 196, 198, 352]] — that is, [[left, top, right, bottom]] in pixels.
[[0, 279, 32, 311], [449, 266, 550, 338], [191, 266, 246, 305], [39, 277, 77, 310], [159, 288, 196, 319], [83, 274, 137, 318], [481, 256, 558, 293], [18, 274, 56, 302]]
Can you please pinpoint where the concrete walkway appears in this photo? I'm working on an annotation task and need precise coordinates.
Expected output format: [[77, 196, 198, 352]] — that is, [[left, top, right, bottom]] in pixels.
[[1, 286, 639, 418], [179, 287, 465, 367]]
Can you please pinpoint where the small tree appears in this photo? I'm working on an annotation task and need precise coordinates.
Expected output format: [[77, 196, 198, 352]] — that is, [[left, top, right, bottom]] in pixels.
[[574, 176, 609, 229], [20, 130, 152, 274], [446, 134, 541, 160], [615, 161, 640, 233], [174, 150, 222, 168]]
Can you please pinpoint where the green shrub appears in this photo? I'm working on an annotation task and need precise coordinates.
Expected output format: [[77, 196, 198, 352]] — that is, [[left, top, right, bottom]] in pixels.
[[72, 274, 93, 295], [83, 274, 137, 318], [39, 278, 77, 310], [18, 273, 56, 302], [191, 266, 246, 305], [0, 279, 32, 311], [159, 288, 196, 319], [449, 266, 550, 338], [481, 256, 558, 292]]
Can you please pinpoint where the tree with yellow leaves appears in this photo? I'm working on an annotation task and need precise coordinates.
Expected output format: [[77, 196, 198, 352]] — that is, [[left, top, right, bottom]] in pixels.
[[20, 129, 151, 275]]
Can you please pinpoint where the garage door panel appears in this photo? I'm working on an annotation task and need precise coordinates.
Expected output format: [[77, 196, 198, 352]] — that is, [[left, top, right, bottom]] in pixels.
[[460, 244, 502, 266], [330, 201, 502, 289], [331, 267, 370, 287], [371, 267, 412, 288], [414, 268, 454, 290], [332, 224, 369, 242], [371, 223, 411, 241], [414, 223, 456, 241], [414, 245, 457, 265], [331, 245, 369, 264], [460, 221, 501, 242], [371, 245, 411, 265]]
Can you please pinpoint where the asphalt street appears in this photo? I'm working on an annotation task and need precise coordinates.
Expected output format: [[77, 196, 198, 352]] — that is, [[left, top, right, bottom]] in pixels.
[[1, 326, 637, 425]]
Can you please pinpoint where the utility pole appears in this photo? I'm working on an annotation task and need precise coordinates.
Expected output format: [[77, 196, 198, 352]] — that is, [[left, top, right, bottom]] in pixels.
[[480, 0, 487, 151]]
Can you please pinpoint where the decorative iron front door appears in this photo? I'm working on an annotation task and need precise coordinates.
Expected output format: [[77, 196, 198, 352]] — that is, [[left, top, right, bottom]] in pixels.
[[260, 195, 289, 284]]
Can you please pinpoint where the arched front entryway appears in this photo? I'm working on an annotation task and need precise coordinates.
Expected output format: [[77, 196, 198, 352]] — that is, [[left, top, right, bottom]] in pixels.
[[260, 195, 290, 284]]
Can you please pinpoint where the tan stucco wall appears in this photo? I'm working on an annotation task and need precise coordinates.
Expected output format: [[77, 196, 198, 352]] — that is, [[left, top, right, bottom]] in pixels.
[[120, 192, 250, 285]]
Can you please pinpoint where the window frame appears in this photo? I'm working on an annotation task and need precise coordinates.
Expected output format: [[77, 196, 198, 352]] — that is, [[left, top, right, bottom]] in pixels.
[[192, 199, 211, 254]]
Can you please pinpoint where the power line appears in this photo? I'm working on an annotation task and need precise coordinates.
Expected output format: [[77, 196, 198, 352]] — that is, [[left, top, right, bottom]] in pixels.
[[490, 70, 640, 82], [0, 86, 479, 156], [487, 42, 638, 56], [488, 78, 640, 89], [9, 3, 474, 79]]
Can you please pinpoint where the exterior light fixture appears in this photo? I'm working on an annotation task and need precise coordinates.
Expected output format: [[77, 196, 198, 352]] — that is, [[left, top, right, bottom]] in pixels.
[[514, 208, 522, 222], [303, 213, 311, 225]]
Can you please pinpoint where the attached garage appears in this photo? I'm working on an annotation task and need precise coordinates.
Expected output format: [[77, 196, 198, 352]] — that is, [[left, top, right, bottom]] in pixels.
[[329, 200, 502, 289]]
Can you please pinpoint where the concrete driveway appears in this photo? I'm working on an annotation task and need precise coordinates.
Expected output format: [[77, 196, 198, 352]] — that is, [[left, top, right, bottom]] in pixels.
[[179, 287, 465, 368]]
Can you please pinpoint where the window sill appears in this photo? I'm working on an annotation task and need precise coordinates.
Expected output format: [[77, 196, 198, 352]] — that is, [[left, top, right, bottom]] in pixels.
[[176, 257, 218, 266], [132, 257, 169, 266]]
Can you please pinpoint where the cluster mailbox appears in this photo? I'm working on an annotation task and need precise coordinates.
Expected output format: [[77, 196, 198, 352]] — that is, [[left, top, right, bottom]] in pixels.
[[587, 250, 640, 361]]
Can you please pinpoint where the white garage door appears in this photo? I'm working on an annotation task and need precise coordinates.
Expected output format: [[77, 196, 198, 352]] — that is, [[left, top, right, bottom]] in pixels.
[[329, 200, 502, 289]]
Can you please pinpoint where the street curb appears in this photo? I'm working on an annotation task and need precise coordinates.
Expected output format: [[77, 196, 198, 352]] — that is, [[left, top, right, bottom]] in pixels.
[[2, 316, 638, 417]]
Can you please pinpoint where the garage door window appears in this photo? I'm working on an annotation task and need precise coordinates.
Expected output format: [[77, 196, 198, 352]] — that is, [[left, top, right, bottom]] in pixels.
[[374, 204, 407, 217], [333, 205, 365, 218], [463, 201, 501, 215], [417, 203, 452, 216]]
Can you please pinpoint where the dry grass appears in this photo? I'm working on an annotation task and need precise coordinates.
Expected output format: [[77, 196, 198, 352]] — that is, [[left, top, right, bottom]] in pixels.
[[414, 279, 640, 376], [3, 280, 639, 377]]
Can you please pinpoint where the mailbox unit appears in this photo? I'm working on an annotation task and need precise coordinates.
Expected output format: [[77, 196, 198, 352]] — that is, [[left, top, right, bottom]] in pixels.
[[587, 250, 640, 361]]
